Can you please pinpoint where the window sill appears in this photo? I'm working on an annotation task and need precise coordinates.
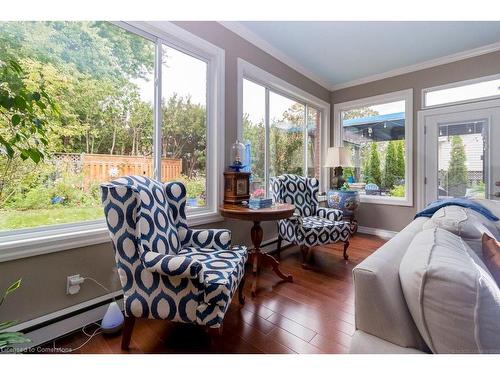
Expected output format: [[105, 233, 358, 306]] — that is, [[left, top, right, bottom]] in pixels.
[[360, 195, 413, 207], [0, 211, 224, 263]]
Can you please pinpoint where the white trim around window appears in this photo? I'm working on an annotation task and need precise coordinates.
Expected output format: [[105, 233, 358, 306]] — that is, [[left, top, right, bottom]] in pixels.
[[333, 89, 414, 206], [0, 21, 225, 262], [236, 58, 331, 193]]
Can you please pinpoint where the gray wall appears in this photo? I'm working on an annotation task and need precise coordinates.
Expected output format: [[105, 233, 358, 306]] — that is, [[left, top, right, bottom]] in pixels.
[[331, 50, 500, 231], [0, 21, 329, 325]]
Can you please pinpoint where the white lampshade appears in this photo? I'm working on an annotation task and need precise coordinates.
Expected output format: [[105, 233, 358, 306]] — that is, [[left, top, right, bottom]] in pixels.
[[324, 147, 352, 168]]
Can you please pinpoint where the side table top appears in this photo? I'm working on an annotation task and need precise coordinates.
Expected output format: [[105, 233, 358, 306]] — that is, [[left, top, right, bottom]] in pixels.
[[219, 203, 295, 222]]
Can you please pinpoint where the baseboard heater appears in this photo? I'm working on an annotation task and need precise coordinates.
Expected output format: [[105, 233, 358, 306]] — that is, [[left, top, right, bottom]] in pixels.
[[11, 291, 123, 349]]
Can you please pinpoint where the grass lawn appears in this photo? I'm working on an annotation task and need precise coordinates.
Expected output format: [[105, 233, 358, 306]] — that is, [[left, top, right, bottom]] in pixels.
[[0, 206, 104, 231]]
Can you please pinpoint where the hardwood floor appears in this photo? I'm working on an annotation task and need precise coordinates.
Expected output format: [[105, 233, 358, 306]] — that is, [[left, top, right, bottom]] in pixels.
[[44, 233, 385, 354]]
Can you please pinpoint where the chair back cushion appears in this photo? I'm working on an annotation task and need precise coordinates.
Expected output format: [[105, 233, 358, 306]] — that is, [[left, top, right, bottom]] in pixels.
[[109, 176, 181, 255], [164, 181, 192, 246], [271, 174, 319, 217]]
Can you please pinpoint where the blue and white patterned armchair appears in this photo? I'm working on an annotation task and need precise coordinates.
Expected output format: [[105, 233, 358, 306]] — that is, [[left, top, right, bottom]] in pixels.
[[101, 176, 248, 349], [271, 174, 356, 267]]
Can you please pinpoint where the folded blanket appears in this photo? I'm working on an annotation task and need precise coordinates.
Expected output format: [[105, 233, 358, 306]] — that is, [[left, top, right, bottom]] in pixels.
[[415, 198, 499, 221]]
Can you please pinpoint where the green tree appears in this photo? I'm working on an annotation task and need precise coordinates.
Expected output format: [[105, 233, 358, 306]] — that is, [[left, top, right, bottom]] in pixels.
[[343, 107, 379, 120], [161, 94, 206, 178], [365, 142, 382, 186], [446, 135, 468, 197], [269, 102, 305, 176], [0, 58, 58, 202], [0, 22, 154, 81], [382, 141, 398, 189], [242, 113, 265, 180], [395, 140, 405, 180]]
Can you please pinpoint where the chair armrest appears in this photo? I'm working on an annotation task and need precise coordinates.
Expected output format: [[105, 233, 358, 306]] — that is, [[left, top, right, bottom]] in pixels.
[[140, 251, 203, 280], [316, 207, 343, 221], [182, 228, 231, 250], [287, 213, 303, 225]]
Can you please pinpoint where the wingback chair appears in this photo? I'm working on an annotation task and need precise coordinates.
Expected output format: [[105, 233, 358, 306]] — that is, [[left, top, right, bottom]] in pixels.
[[101, 176, 248, 349], [271, 174, 356, 267]]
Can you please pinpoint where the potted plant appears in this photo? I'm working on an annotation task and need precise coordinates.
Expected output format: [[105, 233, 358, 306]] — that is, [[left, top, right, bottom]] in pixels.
[[0, 279, 30, 351]]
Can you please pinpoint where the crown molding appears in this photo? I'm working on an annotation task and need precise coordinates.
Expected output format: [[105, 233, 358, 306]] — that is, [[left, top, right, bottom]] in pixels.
[[331, 41, 500, 91], [218, 21, 332, 90], [217, 21, 500, 93]]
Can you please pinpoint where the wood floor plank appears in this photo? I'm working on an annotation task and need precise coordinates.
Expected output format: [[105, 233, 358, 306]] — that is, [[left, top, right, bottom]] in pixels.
[[309, 333, 350, 354], [266, 312, 316, 342], [269, 327, 324, 354], [37, 234, 384, 354]]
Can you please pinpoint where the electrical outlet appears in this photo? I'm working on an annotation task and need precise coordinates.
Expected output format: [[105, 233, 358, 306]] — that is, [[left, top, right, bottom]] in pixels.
[[66, 274, 85, 295]]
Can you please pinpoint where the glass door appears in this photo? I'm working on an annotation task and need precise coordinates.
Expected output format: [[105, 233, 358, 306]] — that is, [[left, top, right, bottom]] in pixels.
[[423, 103, 500, 205]]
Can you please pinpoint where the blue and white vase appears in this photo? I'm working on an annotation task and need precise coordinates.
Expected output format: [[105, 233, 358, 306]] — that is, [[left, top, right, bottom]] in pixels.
[[326, 189, 360, 220]]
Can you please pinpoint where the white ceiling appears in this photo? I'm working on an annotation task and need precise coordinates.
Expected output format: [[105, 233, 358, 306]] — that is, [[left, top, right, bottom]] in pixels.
[[221, 21, 500, 90]]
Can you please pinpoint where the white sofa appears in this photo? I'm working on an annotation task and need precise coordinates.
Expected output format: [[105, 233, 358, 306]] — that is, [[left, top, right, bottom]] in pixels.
[[350, 200, 500, 354]]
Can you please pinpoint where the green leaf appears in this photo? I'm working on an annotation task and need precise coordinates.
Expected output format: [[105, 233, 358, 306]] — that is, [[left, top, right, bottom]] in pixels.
[[8, 60, 23, 74], [0, 320, 18, 332], [36, 101, 46, 110], [13, 95, 27, 110], [0, 332, 26, 341], [4, 279, 22, 297], [11, 114, 21, 125], [28, 149, 41, 163]]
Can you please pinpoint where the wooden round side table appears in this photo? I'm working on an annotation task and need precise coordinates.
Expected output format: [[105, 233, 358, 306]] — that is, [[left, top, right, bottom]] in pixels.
[[219, 203, 295, 297]]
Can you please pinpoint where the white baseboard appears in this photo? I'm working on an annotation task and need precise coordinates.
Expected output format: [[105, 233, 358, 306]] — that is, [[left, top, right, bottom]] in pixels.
[[9, 291, 123, 349], [357, 226, 397, 239]]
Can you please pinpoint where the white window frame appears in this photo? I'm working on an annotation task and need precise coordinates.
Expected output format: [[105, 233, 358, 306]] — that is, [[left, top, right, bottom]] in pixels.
[[0, 21, 225, 262], [333, 89, 414, 206], [422, 73, 500, 109], [237, 58, 331, 194]]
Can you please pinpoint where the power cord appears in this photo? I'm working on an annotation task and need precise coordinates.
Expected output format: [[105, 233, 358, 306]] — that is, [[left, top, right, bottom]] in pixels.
[[56, 276, 116, 353]]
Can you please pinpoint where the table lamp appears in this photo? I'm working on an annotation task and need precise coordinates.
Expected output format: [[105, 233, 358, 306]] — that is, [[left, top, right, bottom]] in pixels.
[[324, 146, 352, 189]]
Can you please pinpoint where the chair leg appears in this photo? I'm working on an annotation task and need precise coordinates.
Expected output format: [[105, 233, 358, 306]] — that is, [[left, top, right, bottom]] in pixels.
[[276, 236, 283, 260], [209, 325, 223, 336], [238, 273, 246, 305], [121, 316, 136, 350], [343, 240, 350, 260], [300, 245, 310, 269]]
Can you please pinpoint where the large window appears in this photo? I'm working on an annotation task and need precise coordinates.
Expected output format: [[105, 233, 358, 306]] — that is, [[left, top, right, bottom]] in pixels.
[[334, 89, 413, 206], [242, 79, 323, 195], [0, 21, 223, 233]]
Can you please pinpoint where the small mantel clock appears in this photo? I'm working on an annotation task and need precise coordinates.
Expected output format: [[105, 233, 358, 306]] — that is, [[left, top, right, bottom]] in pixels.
[[223, 171, 250, 204]]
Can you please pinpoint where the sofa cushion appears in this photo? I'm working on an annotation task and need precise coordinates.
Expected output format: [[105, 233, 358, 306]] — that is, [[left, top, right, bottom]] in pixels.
[[399, 228, 500, 353], [422, 205, 499, 257], [482, 233, 500, 286]]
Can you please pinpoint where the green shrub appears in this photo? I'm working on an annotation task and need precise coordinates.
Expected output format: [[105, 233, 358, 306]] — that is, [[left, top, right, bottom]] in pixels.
[[7, 186, 53, 210], [3, 166, 101, 210], [175, 174, 206, 204], [389, 184, 405, 198]]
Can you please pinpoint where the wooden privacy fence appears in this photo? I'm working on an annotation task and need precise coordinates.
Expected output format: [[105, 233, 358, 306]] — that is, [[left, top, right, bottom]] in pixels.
[[54, 153, 182, 186]]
